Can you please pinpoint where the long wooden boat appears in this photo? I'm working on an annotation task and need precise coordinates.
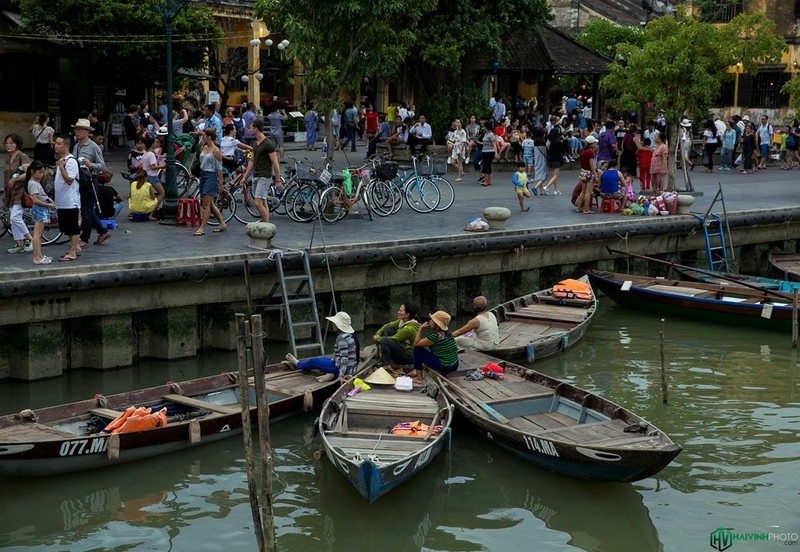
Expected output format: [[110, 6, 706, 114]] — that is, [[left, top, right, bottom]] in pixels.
[[488, 281, 597, 362], [0, 363, 338, 477], [768, 250, 800, 282], [584, 269, 798, 331], [674, 266, 800, 293], [435, 350, 681, 482], [318, 365, 453, 503]]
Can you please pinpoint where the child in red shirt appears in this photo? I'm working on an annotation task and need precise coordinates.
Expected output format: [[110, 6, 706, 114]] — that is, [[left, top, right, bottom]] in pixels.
[[636, 137, 653, 192]]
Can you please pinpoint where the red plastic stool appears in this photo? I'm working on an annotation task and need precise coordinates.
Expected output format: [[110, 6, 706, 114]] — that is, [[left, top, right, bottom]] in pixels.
[[600, 197, 625, 213], [590, 193, 600, 210], [176, 198, 201, 227]]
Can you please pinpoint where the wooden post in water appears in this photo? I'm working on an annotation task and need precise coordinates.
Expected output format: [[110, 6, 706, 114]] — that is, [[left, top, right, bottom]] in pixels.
[[250, 314, 276, 551], [235, 314, 265, 552], [660, 318, 668, 404], [792, 290, 798, 349], [243, 259, 254, 317]]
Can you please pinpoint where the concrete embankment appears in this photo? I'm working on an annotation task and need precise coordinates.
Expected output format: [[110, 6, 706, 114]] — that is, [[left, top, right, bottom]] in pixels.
[[1, 147, 798, 380]]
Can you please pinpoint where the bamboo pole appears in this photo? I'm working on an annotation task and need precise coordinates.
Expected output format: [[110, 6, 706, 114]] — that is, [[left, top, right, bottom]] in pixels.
[[236, 314, 265, 552], [244, 259, 254, 317], [660, 318, 668, 405], [793, 290, 798, 349], [250, 314, 276, 551]]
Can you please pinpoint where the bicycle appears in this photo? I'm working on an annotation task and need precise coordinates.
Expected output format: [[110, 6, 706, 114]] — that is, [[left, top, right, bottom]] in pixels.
[[189, 174, 236, 227], [0, 204, 62, 246], [317, 164, 373, 223], [417, 154, 455, 211]]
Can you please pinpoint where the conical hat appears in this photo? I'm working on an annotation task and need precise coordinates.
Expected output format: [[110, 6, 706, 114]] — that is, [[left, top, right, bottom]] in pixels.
[[365, 367, 396, 385]]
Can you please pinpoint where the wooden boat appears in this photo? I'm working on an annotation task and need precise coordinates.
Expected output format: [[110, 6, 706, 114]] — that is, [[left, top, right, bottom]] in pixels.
[[0, 363, 338, 477], [768, 250, 800, 282], [488, 280, 597, 362], [584, 269, 799, 331], [435, 350, 681, 482], [674, 266, 800, 293], [317, 365, 453, 503]]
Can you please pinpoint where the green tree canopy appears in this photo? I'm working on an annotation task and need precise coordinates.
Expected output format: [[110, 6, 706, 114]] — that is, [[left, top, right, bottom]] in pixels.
[[575, 19, 647, 59], [18, 0, 222, 84], [601, 10, 785, 190]]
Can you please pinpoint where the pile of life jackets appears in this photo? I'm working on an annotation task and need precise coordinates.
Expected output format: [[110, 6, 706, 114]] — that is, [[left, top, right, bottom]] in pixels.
[[101, 406, 168, 434], [390, 420, 442, 437], [552, 279, 594, 301]]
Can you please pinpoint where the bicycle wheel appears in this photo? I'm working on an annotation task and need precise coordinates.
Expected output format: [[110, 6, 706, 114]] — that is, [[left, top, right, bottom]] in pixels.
[[368, 179, 398, 217], [206, 188, 236, 226], [0, 210, 10, 239], [231, 187, 261, 224], [175, 164, 192, 197], [271, 177, 293, 215], [431, 176, 455, 211], [404, 176, 439, 213], [318, 187, 347, 223], [288, 183, 319, 223]]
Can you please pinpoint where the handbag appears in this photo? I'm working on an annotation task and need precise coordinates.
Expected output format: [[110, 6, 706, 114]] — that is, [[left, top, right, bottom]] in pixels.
[[701, 149, 710, 166], [22, 190, 33, 209]]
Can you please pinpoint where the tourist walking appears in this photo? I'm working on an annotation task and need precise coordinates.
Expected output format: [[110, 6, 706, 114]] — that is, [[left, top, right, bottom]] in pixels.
[[650, 133, 668, 195], [267, 105, 287, 162], [26, 161, 54, 264], [53, 135, 81, 261], [30, 113, 55, 165], [4, 133, 32, 254], [72, 118, 110, 247], [304, 105, 318, 151], [243, 119, 282, 224], [479, 121, 497, 186], [193, 129, 227, 236], [449, 118, 467, 181]]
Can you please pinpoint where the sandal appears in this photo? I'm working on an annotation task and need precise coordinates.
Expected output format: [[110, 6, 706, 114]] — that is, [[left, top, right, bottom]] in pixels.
[[95, 233, 112, 245], [193, 230, 205, 236], [213, 226, 227, 233], [59, 254, 77, 262]]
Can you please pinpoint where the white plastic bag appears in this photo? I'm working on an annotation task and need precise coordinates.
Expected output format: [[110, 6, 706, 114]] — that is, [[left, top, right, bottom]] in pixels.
[[394, 375, 413, 391], [465, 217, 489, 231]]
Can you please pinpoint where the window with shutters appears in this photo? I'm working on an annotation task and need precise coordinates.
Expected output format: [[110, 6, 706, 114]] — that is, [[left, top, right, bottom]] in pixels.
[[702, 0, 744, 23]]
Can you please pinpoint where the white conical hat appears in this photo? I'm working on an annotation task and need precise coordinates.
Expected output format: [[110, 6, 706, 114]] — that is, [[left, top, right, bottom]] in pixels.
[[365, 367, 396, 385]]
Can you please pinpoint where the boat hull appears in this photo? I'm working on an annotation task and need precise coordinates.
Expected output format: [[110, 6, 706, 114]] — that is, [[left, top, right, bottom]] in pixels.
[[585, 270, 795, 331]]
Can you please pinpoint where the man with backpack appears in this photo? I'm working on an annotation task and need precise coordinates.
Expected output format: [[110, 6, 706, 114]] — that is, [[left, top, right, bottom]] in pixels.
[[757, 114, 773, 170]]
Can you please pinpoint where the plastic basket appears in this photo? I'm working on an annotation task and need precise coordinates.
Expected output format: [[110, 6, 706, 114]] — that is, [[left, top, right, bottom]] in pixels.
[[376, 161, 398, 180], [296, 165, 317, 181], [417, 159, 447, 176]]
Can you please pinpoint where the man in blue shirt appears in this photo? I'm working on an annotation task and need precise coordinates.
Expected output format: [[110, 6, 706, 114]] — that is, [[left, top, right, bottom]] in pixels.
[[203, 104, 223, 135], [242, 102, 256, 145], [365, 114, 392, 159]]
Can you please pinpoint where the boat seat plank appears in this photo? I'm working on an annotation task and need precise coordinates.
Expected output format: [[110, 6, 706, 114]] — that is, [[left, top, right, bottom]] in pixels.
[[523, 412, 572, 430], [0, 423, 77, 441], [162, 394, 240, 415], [532, 419, 629, 443], [485, 391, 554, 406], [647, 284, 707, 297], [506, 416, 549, 433], [89, 407, 124, 419], [506, 305, 587, 324], [326, 435, 430, 452]]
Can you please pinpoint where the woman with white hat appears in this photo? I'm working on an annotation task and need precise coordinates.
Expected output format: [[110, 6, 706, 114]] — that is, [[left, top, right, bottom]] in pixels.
[[679, 119, 694, 171], [285, 311, 359, 383], [410, 310, 459, 384]]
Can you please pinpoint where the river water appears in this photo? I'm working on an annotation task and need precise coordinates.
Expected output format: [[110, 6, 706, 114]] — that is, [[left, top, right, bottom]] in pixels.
[[1, 300, 798, 551]]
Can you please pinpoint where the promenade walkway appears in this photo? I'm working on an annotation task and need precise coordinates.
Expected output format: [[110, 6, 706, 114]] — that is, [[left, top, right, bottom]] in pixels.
[[1, 140, 797, 276]]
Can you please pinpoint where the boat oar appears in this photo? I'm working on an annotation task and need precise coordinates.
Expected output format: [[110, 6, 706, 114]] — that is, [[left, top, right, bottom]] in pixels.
[[605, 247, 792, 301], [428, 370, 509, 424]]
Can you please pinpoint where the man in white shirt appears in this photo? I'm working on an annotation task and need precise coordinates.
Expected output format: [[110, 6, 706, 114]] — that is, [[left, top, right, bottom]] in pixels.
[[643, 120, 659, 149], [54, 135, 81, 261], [408, 115, 432, 155], [757, 115, 773, 169]]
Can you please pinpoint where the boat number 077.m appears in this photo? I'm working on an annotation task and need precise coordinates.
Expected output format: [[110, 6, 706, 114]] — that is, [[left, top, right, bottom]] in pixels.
[[59, 438, 108, 456]]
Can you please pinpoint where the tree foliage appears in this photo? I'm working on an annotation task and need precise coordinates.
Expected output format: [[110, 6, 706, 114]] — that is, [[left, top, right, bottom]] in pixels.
[[575, 19, 646, 59], [415, 0, 552, 77], [257, 0, 435, 112], [601, 10, 785, 190], [18, 0, 222, 84], [781, 77, 800, 116]]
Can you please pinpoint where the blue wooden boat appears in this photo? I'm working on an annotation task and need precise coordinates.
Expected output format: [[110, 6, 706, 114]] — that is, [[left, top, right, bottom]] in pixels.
[[585, 269, 798, 331], [435, 350, 681, 482], [674, 266, 800, 293], [317, 365, 453, 503]]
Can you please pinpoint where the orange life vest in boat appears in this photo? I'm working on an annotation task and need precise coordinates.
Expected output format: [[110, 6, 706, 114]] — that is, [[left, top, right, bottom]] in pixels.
[[103, 406, 168, 434], [552, 279, 593, 301], [390, 420, 442, 437]]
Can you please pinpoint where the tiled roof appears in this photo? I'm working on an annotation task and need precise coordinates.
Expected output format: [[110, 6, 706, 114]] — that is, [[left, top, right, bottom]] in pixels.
[[474, 24, 611, 75], [580, 0, 642, 26]]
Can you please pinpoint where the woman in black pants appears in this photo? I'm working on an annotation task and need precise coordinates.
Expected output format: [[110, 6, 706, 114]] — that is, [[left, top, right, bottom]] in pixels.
[[479, 121, 497, 186]]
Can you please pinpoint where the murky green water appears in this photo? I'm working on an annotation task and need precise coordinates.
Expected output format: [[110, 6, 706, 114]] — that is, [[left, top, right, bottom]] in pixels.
[[1, 300, 799, 551]]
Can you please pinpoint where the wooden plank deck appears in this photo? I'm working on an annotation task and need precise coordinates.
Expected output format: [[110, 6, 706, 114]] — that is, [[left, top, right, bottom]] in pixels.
[[0, 423, 77, 441], [506, 304, 588, 324], [162, 394, 240, 415]]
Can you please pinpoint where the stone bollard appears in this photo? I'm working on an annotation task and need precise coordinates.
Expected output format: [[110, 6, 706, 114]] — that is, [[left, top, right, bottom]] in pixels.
[[483, 207, 512, 230], [245, 222, 277, 249], [676, 194, 695, 215]]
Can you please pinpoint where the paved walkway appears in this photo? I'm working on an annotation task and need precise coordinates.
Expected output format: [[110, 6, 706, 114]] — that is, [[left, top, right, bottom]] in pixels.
[[1, 140, 798, 275]]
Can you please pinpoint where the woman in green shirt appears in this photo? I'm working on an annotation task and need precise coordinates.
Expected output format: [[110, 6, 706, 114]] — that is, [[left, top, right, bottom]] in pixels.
[[373, 303, 421, 368], [410, 310, 459, 384]]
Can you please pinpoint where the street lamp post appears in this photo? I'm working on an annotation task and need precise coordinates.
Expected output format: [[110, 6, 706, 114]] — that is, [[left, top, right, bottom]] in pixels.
[[154, 0, 188, 224]]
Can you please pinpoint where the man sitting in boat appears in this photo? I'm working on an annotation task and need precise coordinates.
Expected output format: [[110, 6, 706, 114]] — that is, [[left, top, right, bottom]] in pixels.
[[285, 312, 359, 383], [410, 310, 459, 384], [372, 303, 421, 369], [451, 296, 500, 351]]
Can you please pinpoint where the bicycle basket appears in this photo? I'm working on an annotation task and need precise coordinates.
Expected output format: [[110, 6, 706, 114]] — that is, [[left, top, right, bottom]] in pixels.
[[417, 159, 447, 176], [375, 161, 398, 180], [297, 165, 318, 181]]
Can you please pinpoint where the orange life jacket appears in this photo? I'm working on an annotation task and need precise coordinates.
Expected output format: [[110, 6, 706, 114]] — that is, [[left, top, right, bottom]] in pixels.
[[552, 279, 593, 301], [390, 420, 442, 437]]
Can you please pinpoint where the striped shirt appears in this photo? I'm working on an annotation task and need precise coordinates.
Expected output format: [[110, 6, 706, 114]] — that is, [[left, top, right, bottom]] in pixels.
[[333, 332, 358, 377], [425, 331, 459, 367]]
